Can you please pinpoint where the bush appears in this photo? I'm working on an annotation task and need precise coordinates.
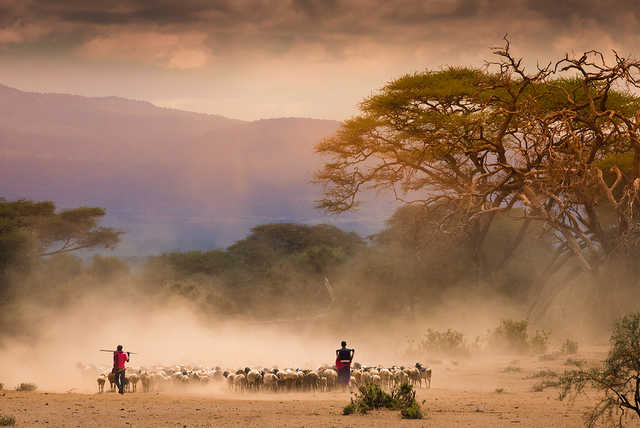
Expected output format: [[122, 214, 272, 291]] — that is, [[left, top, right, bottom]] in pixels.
[[416, 328, 469, 357], [489, 319, 529, 353], [0, 415, 15, 426], [564, 358, 585, 368], [343, 382, 423, 419], [560, 313, 640, 426], [529, 330, 551, 354], [560, 339, 579, 355], [488, 319, 550, 354], [342, 403, 355, 415], [16, 383, 37, 392], [401, 401, 424, 419], [528, 369, 557, 379]]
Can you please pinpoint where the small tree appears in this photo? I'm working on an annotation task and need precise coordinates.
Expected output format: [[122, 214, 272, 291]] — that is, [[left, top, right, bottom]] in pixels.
[[560, 313, 640, 427]]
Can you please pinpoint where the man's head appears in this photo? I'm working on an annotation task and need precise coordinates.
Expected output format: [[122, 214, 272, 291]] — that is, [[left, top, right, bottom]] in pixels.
[[341, 341, 347, 348], [117, 345, 123, 352]]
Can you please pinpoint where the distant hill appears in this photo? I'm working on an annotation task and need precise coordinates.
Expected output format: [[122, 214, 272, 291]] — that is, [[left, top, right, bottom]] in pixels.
[[0, 84, 394, 254]]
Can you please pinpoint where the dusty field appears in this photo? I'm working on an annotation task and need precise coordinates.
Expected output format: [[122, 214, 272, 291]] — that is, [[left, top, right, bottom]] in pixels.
[[2, 348, 640, 427]]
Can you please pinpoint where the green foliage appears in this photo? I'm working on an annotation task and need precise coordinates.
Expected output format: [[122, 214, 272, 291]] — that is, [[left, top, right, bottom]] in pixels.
[[560, 339, 579, 355], [342, 403, 355, 415], [489, 319, 529, 353], [413, 328, 469, 357], [344, 383, 423, 419], [0, 415, 15, 426], [564, 358, 585, 368], [489, 319, 550, 354], [0, 199, 122, 264], [560, 313, 640, 426], [529, 330, 551, 355], [400, 401, 424, 419]]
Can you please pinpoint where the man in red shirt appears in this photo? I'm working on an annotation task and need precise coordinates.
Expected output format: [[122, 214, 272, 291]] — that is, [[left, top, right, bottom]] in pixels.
[[113, 345, 130, 394]]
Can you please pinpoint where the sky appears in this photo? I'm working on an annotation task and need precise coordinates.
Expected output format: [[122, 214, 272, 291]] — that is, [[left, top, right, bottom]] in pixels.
[[1, 0, 639, 121]]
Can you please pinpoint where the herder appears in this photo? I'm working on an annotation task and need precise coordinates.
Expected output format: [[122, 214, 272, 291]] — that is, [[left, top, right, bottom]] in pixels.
[[335, 340, 355, 389], [113, 345, 130, 394]]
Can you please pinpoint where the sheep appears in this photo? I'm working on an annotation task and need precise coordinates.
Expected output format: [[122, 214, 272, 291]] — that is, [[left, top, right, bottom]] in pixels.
[[303, 371, 319, 392], [262, 373, 278, 393], [323, 369, 337, 391], [128, 374, 139, 392], [97, 376, 106, 393], [378, 368, 392, 389], [233, 373, 247, 393], [371, 374, 382, 386], [107, 372, 116, 392], [226, 373, 236, 391], [404, 367, 421, 387], [351, 369, 362, 385], [246, 369, 262, 392], [140, 373, 151, 392], [319, 376, 328, 392], [415, 363, 432, 388]]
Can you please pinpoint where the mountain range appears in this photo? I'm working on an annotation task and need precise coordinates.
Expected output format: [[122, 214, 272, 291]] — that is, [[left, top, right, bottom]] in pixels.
[[0, 84, 395, 255]]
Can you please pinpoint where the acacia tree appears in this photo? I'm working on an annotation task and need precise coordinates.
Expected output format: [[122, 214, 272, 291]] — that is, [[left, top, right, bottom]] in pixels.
[[560, 313, 640, 427], [315, 39, 640, 299], [0, 198, 122, 262]]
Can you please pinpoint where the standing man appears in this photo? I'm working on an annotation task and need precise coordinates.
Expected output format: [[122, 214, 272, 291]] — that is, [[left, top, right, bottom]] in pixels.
[[113, 345, 130, 394], [336, 340, 355, 390]]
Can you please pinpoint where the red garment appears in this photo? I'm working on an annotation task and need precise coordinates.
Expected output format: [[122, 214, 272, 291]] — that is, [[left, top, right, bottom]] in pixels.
[[114, 351, 129, 369], [336, 358, 350, 370]]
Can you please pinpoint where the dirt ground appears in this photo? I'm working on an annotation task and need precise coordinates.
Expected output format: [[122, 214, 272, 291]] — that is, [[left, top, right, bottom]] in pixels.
[[2, 347, 640, 427]]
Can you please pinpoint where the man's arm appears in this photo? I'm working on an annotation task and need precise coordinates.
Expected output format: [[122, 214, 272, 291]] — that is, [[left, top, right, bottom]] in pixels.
[[113, 352, 118, 369], [350, 349, 355, 360], [126, 352, 130, 363]]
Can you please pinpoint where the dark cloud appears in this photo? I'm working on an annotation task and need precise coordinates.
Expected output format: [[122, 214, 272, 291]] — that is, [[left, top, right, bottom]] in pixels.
[[4, 0, 639, 47], [1, 0, 639, 74]]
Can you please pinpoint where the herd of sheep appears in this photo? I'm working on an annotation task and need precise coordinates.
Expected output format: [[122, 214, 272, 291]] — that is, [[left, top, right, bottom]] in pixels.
[[81, 362, 432, 394]]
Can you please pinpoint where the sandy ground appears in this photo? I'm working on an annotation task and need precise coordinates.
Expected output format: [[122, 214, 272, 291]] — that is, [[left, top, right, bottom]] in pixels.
[[2, 348, 640, 427]]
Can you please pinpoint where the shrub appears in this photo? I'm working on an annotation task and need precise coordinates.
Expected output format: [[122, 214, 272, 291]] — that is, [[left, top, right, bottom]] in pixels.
[[502, 366, 521, 373], [343, 382, 423, 419], [489, 319, 529, 353], [528, 369, 558, 379], [529, 330, 551, 354], [16, 383, 37, 392], [0, 415, 15, 426], [560, 313, 640, 426], [564, 358, 585, 368], [531, 379, 560, 392], [488, 319, 550, 354], [560, 339, 579, 355], [417, 328, 470, 357], [342, 403, 355, 415], [401, 401, 424, 419]]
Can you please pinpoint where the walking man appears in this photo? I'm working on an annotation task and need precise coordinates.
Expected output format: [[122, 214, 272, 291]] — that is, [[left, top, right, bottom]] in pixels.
[[113, 345, 130, 394], [336, 340, 355, 390]]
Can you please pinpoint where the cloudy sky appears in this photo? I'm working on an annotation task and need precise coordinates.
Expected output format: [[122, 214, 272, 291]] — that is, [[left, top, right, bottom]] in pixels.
[[1, 0, 638, 120]]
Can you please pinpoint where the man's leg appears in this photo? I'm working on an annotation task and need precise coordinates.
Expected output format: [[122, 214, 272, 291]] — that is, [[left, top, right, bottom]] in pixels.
[[114, 370, 121, 392], [118, 370, 126, 393]]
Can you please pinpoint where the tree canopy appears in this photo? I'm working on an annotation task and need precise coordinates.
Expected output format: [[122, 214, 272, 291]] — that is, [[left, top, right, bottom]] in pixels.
[[315, 39, 640, 285], [0, 198, 122, 273]]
